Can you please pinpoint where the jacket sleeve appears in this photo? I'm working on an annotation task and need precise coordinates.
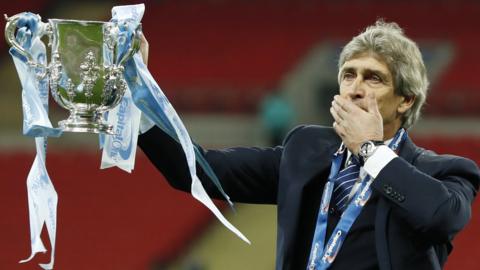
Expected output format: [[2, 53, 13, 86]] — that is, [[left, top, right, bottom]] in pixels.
[[137, 125, 285, 204], [371, 152, 480, 242]]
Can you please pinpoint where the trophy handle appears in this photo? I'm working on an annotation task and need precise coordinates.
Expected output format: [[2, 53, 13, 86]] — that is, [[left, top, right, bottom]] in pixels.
[[117, 27, 142, 66], [4, 13, 49, 65]]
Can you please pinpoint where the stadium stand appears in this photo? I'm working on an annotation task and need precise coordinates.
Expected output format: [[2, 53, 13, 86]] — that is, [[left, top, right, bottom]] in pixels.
[[138, 1, 480, 116], [0, 1, 479, 269]]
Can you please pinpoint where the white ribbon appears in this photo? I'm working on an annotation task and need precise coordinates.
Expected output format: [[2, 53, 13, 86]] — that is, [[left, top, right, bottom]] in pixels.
[[100, 90, 142, 173], [129, 53, 249, 243], [19, 137, 58, 270], [9, 18, 59, 269], [100, 5, 145, 172], [8, 6, 249, 270], [107, 3, 249, 243]]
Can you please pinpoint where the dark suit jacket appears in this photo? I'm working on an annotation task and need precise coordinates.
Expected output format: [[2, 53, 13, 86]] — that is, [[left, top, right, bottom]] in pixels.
[[138, 124, 480, 270]]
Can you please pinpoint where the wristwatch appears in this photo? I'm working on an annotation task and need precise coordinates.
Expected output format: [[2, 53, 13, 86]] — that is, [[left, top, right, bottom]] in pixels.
[[358, 140, 384, 165]]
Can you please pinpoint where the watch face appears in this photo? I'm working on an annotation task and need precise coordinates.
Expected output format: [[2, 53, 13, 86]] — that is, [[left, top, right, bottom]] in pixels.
[[360, 141, 374, 157]]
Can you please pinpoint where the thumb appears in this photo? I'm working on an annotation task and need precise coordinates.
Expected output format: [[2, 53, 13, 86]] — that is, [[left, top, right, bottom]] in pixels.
[[140, 33, 149, 66], [367, 92, 380, 114]]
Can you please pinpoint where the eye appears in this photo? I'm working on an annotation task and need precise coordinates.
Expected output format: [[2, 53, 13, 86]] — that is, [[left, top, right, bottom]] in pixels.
[[368, 74, 383, 83], [342, 72, 355, 81]]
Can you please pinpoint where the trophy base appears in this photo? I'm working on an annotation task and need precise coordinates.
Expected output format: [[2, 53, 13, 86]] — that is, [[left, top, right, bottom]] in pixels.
[[59, 112, 114, 134]]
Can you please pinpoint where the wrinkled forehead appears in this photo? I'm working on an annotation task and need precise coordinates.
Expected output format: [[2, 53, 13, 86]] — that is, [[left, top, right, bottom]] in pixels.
[[338, 52, 394, 77], [339, 52, 392, 77]]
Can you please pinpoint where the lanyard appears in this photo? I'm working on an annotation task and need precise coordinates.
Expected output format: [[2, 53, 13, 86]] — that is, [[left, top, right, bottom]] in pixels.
[[307, 129, 406, 270]]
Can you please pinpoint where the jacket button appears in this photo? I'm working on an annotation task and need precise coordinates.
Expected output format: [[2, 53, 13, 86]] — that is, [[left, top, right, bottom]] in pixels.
[[398, 195, 405, 202], [384, 185, 392, 195]]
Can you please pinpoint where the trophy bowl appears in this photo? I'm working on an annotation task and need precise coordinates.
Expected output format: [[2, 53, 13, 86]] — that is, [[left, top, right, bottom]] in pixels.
[[5, 13, 141, 134]]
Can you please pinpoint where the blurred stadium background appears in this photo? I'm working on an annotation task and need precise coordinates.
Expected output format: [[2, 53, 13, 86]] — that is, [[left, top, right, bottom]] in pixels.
[[1, 0, 479, 269]]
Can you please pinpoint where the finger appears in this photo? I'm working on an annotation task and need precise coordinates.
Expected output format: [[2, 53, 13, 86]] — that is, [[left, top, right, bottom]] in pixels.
[[333, 121, 345, 138], [330, 105, 344, 124], [331, 101, 346, 121], [333, 99, 362, 124], [139, 33, 149, 65], [367, 92, 380, 113], [335, 95, 363, 114], [333, 95, 351, 113], [344, 99, 365, 114]]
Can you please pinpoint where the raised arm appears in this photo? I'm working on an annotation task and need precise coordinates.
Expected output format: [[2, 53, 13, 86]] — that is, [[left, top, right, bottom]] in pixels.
[[138, 125, 283, 204]]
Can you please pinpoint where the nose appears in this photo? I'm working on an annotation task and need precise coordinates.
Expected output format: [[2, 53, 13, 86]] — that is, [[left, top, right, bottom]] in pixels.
[[345, 78, 366, 101]]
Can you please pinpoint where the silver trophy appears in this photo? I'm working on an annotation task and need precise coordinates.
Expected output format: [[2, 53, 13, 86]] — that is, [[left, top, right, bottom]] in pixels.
[[5, 13, 141, 134]]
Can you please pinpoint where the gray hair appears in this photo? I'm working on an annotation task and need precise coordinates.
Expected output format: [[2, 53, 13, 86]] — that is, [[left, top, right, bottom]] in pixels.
[[338, 20, 429, 129]]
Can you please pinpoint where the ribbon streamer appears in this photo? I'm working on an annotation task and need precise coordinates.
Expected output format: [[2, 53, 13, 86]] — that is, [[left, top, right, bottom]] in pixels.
[[100, 5, 144, 173], [126, 53, 249, 243], [9, 14, 60, 269], [105, 5, 233, 207], [100, 90, 142, 172], [102, 4, 245, 242], [8, 6, 248, 270]]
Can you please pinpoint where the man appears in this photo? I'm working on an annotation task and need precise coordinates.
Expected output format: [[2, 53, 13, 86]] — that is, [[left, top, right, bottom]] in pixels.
[[138, 20, 479, 270]]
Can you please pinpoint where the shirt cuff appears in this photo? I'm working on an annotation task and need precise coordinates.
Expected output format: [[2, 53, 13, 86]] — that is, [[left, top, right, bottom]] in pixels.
[[363, 145, 397, 178]]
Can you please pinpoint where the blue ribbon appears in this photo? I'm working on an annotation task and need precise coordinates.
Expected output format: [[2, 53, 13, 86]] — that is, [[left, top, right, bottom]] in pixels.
[[120, 39, 232, 205], [8, 12, 61, 270], [307, 129, 407, 270], [8, 7, 246, 270], [9, 18, 62, 138], [110, 4, 248, 243], [103, 5, 231, 201], [124, 54, 233, 206], [99, 9, 143, 172]]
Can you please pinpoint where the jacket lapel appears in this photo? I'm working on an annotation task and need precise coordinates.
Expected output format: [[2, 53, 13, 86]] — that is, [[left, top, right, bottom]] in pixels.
[[278, 127, 341, 269]]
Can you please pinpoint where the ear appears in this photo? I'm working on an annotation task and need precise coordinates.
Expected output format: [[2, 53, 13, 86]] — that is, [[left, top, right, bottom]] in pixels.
[[397, 95, 415, 114]]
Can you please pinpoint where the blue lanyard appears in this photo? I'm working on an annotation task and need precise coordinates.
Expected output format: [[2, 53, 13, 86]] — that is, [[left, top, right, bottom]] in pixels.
[[307, 129, 407, 270]]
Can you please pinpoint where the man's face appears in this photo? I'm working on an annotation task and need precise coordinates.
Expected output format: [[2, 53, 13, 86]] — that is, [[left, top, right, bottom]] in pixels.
[[338, 54, 405, 127]]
